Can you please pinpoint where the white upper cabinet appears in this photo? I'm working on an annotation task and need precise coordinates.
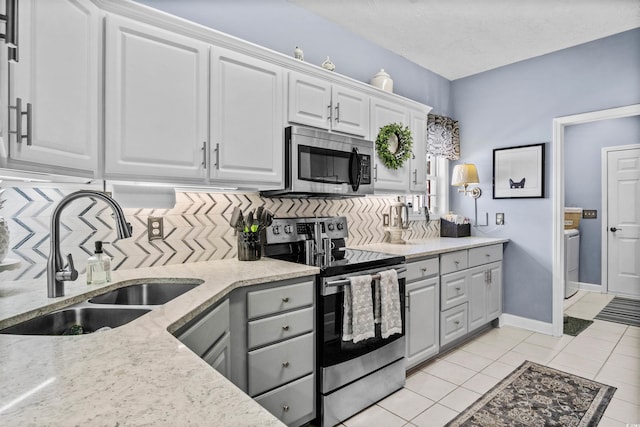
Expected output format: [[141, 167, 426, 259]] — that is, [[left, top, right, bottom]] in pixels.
[[104, 14, 209, 182], [288, 71, 369, 138], [210, 48, 283, 188], [8, 0, 100, 176], [409, 110, 428, 193], [370, 97, 410, 192]]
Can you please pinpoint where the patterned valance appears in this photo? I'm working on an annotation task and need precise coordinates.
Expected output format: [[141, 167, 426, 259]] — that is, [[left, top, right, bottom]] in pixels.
[[426, 114, 460, 160]]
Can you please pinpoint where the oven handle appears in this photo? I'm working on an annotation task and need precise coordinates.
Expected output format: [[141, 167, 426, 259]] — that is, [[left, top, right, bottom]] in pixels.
[[325, 267, 407, 288]]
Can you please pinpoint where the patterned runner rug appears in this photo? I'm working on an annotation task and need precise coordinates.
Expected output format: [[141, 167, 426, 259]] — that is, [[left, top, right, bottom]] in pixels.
[[594, 296, 640, 327], [445, 361, 616, 427]]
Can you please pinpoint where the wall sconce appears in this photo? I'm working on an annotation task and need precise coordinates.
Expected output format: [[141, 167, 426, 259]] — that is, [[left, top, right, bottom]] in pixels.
[[451, 163, 487, 226], [451, 163, 482, 199]]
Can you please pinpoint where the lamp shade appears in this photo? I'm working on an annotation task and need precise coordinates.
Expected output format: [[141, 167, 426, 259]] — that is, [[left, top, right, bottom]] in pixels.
[[451, 164, 479, 186]]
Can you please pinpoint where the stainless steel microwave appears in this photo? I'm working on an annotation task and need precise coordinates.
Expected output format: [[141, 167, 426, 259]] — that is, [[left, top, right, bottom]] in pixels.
[[261, 126, 374, 198]]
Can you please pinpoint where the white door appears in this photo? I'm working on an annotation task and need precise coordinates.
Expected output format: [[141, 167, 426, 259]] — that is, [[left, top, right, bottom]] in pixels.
[[468, 266, 487, 332], [287, 71, 331, 130], [9, 0, 100, 175], [607, 147, 640, 297], [104, 14, 209, 181], [410, 110, 428, 193], [211, 47, 283, 188], [331, 85, 369, 138], [405, 277, 439, 368]]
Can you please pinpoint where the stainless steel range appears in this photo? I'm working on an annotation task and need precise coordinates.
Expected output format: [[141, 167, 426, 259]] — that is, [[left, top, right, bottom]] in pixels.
[[264, 216, 407, 427]]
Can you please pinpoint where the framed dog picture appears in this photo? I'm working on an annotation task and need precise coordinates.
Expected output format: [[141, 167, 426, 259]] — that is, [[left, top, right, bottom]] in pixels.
[[493, 143, 545, 199]]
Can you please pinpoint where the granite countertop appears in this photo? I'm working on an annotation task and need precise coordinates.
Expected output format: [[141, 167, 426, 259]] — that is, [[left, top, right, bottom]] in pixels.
[[0, 258, 319, 427], [0, 236, 507, 426], [351, 236, 509, 260]]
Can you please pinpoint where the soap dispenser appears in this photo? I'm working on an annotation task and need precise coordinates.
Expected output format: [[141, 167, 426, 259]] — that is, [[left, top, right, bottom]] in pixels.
[[87, 241, 111, 285]]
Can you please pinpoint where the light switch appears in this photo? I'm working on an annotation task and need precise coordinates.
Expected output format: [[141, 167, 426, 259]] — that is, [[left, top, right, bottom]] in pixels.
[[496, 213, 505, 225], [583, 210, 597, 219]]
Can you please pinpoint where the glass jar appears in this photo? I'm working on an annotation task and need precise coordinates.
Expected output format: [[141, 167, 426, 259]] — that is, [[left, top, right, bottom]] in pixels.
[[237, 232, 261, 261]]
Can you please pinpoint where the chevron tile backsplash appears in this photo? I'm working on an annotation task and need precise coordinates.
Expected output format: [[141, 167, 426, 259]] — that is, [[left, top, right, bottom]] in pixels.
[[0, 186, 439, 281]]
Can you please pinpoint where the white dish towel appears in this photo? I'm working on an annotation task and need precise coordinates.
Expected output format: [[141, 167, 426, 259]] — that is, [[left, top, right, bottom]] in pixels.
[[379, 269, 402, 339], [342, 274, 374, 343]]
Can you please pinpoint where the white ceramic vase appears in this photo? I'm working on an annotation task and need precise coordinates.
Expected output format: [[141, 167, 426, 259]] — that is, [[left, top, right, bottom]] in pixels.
[[0, 217, 9, 262]]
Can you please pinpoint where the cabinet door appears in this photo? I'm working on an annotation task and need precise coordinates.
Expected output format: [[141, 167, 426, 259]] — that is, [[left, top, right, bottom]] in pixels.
[[409, 110, 428, 193], [211, 47, 283, 188], [331, 85, 369, 138], [9, 0, 100, 175], [468, 265, 487, 332], [104, 14, 208, 181], [486, 262, 502, 321], [203, 332, 231, 379], [406, 277, 439, 369], [287, 71, 331, 130], [370, 98, 410, 192]]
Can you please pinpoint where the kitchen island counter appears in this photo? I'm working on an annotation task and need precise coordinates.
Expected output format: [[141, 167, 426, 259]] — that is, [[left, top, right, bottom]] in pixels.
[[351, 236, 509, 260], [0, 258, 318, 427]]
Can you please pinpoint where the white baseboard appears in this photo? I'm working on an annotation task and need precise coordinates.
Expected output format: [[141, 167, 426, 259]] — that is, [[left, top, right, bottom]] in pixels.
[[499, 314, 554, 335], [577, 282, 604, 292]]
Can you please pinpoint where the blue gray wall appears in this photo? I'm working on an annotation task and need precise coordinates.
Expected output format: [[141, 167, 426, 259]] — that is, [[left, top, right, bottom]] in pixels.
[[451, 28, 640, 323], [135, 0, 452, 116], [565, 116, 640, 286]]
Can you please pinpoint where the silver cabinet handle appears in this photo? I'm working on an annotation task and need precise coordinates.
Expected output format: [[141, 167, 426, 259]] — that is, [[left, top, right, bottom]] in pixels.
[[213, 143, 219, 169], [421, 267, 427, 273], [283, 405, 290, 412], [454, 320, 460, 325], [9, 98, 32, 145], [413, 169, 418, 184], [282, 361, 289, 368], [406, 293, 410, 311], [282, 297, 289, 303], [327, 104, 332, 121], [282, 324, 289, 331], [374, 164, 378, 181], [201, 141, 207, 169], [335, 102, 340, 122], [455, 286, 461, 292]]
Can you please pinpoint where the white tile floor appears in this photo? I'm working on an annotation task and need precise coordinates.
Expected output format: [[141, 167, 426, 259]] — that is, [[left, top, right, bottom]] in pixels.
[[340, 291, 640, 427]]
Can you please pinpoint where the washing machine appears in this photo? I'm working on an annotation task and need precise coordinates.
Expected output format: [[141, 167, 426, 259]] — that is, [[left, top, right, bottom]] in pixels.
[[564, 229, 580, 298]]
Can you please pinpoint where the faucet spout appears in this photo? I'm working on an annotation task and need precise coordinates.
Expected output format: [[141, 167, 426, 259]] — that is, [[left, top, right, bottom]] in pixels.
[[47, 190, 132, 298]]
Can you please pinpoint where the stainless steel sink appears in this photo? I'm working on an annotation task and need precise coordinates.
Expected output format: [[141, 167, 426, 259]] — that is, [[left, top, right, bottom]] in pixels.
[[88, 281, 201, 306], [0, 307, 151, 336]]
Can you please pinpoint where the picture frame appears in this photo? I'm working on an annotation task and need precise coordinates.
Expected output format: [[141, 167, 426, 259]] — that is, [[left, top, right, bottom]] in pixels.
[[493, 143, 545, 199]]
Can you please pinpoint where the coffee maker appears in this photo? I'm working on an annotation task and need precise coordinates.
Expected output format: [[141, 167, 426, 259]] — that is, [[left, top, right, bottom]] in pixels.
[[384, 197, 410, 244]]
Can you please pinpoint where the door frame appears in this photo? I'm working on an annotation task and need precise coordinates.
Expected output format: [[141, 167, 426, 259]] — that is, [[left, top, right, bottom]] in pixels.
[[551, 104, 640, 337], [601, 144, 640, 294]]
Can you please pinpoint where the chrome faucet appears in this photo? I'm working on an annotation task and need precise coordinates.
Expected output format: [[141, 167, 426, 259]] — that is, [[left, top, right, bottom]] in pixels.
[[47, 190, 133, 298]]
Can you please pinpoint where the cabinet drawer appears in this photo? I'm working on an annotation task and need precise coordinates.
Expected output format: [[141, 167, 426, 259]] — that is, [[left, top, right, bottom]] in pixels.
[[255, 373, 315, 426], [247, 280, 314, 319], [178, 299, 229, 357], [406, 257, 439, 282], [440, 250, 468, 275], [440, 303, 468, 346], [248, 307, 314, 350], [441, 270, 468, 311], [468, 244, 503, 268], [248, 332, 314, 396]]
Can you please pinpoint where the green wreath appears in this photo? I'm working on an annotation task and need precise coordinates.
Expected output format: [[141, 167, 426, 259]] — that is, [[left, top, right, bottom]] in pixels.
[[375, 123, 413, 170]]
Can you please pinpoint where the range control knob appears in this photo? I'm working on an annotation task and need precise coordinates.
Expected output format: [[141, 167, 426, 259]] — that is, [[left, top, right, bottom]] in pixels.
[[336, 222, 344, 231], [284, 225, 292, 234], [272, 225, 281, 235], [327, 223, 335, 231]]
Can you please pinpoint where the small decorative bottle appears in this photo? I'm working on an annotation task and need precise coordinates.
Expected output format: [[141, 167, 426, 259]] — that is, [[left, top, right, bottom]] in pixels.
[[294, 46, 304, 61], [87, 241, 111, 285]]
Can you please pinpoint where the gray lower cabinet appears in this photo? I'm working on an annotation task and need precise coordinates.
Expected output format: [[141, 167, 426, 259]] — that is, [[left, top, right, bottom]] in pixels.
[[405, 257, 440, 369], [439, 244, 503, 348], [230, 277, 316, 427], [175, 299, 231, 377]]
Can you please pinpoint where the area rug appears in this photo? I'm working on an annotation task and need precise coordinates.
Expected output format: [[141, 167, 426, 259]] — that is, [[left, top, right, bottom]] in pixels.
[[445, 361, 616, 427], [594, 296, 640, 327], [563, 315, 593, 336]]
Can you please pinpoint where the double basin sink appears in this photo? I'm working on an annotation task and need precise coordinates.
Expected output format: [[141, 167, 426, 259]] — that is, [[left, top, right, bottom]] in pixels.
[[0, 280, 203, 336]]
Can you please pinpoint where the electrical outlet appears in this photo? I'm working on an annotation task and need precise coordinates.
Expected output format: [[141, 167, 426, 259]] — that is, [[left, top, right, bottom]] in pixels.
[[147, 216, 164, 241], [583, 209, 597, 219], [496, 213, 505, 225]]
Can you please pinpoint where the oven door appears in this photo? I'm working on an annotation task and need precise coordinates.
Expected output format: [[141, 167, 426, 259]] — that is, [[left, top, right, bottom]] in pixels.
[[290, 127, 373, 195], [318, 268, 406, 368]]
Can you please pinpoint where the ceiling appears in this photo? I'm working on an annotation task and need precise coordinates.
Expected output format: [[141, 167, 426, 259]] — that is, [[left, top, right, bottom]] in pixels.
[[289, 0, 640, 80]]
